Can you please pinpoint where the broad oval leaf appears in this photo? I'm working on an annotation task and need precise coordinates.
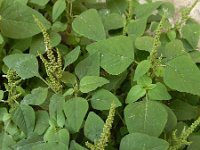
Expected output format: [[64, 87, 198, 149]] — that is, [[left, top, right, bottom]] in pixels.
[[22, 87, 48, 105], [84, 112, 104, 142], [91, 89, 121, 110], [64, 97, 89, 133], [79, 76, 109, 93], [87, 36, 134, 75], [135, 36, 154, 52], [163, 55, 200, 96], [120, 133, 169, 150], [72, 9, 106, 41], [3, 54, 39, 79], [124, 100, 168, 137], [0, 0, 50, 39], [12, 104, 35, 136]]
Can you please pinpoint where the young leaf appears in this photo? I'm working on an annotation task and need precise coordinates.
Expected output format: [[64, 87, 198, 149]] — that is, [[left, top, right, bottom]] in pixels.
[[52, 0, 66, 22], [12, 104, 35, 136], [126, 85, 146, 104], [84, 112, 104, 142], [3, 54, 39, 79], [0, 0, 50, 39], [147, 82, 171, 100], [79, 76, 109, 93], [120, 133, 169, 150], [22, 87, 48, 105], [90, 89, 121, 110], [64, 97, 89, 133], [124, 100, 168, 137], [134, 60, 151, 81], [64, 46, 81, 69], [87, 36, 134, 75], [72, 9, 106, 41]]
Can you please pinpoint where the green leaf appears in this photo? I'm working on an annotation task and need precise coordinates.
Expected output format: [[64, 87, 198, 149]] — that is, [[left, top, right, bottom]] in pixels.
[[170, 100, 198, 121], [120, 133, 169, 150], [163, 55, 200, 96], [12, 104, 35, 136], [0, 0, 50, 39], [72, 9, 106, 41], [0, 108, 10, 122], [134, 60, 151, 81], [75, 52, 100, 79], [34, 111, 49, 135], [164, 106, 177, 132], [147, 82, 171, 100], [64, 46, 81, 69], [64, 97, 89, 133], [44, 127, 70, 146], [91, 89, 121, 110], [135, 36, 154, 52], [182, 23, 200, 49], [3, 54, 39, 79], [87, 36, 134, 75], [0, 90, 4, 100], [79, 76, 109, 93], [52, 0, 66, 22], [49, 94, 66, 128], [137, 75, 152, 86], [106, 0, 128, 14], [103, 13, 124, 31], [188, 135, 200, 150], [161, 40, 186, 61], [127, 18, 147, 38], [22, 87, 48, 105], [135, 2, 162, 18], [124, 100, 168, 137], [84, 112, 104, 142], [13, 134, 43, 150], [30, 32, 61, 55], [29, 0, 49, 7], [61, 71, 77, 86], [32, 142, 67, 150], [126, 85, 146, 104], [70, 140, 87, 150], [0, 132, 16, 150]]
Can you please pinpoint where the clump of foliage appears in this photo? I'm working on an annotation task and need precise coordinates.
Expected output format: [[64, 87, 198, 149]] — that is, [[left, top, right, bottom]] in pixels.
[[1, 0, 200, 150]]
